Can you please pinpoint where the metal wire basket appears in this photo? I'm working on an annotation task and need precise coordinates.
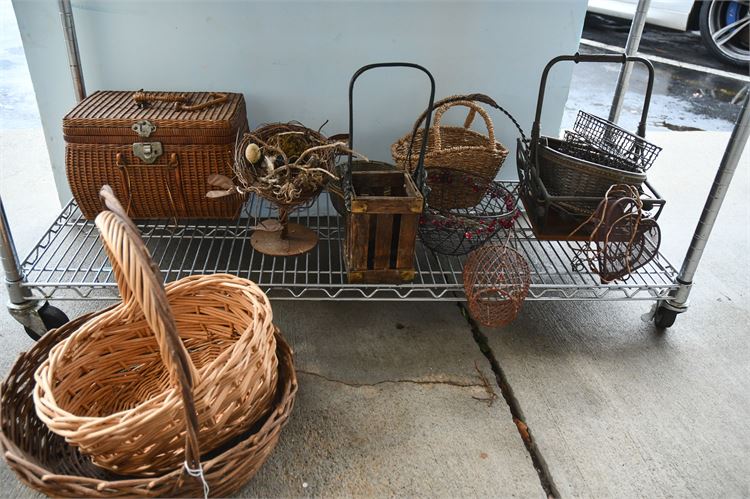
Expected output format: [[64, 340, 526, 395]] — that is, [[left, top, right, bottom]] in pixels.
[[463, 243, 531, 328], [571, 111, 662, 172], [418, 168, 519, 256], [567, 184, 662, 283]]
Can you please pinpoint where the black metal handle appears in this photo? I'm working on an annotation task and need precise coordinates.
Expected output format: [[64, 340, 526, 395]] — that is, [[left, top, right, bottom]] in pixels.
[[530, 53, 655, 152], [345, 62, 436, 208]]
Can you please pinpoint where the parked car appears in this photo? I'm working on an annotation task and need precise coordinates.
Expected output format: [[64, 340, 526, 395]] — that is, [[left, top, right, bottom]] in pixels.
[[587, 0, 749, 67]]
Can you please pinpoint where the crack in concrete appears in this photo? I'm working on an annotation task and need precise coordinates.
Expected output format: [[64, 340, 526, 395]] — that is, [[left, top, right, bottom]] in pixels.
[[296, 368, 489, 390], [457, 303, 560, 499]]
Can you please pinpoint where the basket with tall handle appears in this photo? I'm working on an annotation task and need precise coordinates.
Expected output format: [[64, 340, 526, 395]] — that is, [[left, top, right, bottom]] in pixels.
[[1, 309, 297, 497], [341, 62, 435, 283], [391, 93, 525, 208], [517, 53, 667, 239], [33, 186, 280, 476]]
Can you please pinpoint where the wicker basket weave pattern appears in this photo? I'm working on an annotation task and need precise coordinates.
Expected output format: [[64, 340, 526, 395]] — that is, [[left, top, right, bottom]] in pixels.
[[64, 90, 248, 220], [537, 137, 647, 214], [1, 308, 297, 498], [391, 97, 509, 180], [33, 187, 279, 476]]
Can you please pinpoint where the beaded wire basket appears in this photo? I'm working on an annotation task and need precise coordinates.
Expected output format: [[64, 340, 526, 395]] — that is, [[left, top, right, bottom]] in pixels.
[[419, 168, 520, 256]]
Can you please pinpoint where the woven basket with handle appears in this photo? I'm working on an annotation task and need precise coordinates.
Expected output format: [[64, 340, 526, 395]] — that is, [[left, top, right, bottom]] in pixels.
[[391, 94, 510, 178], [1, 310, 297, 498], [33, 186, 279, 476]]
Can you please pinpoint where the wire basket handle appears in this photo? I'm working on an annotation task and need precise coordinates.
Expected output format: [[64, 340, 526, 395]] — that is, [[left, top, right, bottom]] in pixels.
[[345, 62, 436, 210], [432, 100, 497, 151], [404, 93, 528, 171], [530, 52, 655, 159], [94, 185, 202, 471]]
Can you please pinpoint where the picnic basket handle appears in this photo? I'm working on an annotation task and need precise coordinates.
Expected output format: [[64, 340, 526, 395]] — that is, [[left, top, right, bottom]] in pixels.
[[345, 62, 436, 209], [94, 185, 202, 470], [530, 52, 655, 163], [432, 100, 497, 151], [132, 90, 228, 111]]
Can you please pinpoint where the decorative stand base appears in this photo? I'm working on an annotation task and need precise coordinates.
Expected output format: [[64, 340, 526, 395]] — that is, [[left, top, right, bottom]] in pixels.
[[250, 223, 318, 256]]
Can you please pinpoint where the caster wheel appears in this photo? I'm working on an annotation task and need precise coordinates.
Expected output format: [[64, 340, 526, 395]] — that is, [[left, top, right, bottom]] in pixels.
[[24, 303, 69, 341], [653, 306, 677, 329]]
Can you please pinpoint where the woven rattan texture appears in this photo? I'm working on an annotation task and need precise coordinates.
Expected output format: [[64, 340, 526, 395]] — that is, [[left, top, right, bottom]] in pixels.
[[33, 190, 279, 476], [391, 96, 509, 196], [463, 244, 531, 327], [1, 312, 297, 498], [64, 91, 247, 220], [63, 91, 246, 139], [66, 143, 244, 220], [537, 137, 647, 215]]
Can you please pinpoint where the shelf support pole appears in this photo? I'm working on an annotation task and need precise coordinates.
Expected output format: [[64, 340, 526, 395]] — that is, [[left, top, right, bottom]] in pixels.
[[663, 94, 750, 313]]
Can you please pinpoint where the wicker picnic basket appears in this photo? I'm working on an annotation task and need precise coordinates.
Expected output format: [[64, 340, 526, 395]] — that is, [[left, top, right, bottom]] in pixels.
[[33, 186, 279, 476], [1, 311, 297, 498], [64, 90, 248, 220]]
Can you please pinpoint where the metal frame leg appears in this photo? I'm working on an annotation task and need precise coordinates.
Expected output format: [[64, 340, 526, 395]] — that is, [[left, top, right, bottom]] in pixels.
[[662, 94, 750, 316], [0, 195, 48, 335]]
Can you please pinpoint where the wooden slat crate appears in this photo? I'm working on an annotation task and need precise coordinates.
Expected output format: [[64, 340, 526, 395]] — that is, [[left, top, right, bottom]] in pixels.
[[345, 171, 424, 283]]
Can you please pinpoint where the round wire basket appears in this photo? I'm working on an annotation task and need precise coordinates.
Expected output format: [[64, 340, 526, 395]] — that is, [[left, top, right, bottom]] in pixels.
[[463, 244, 531, 328], [419, 168, 519, 256]]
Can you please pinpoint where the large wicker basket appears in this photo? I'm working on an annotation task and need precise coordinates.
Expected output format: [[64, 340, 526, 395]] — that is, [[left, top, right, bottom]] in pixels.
[[1, 310, 297, 498], [33, 186, 279, 476]]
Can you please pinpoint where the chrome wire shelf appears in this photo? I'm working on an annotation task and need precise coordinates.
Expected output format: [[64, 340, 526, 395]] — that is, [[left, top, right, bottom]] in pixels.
[[20, 183, 679, 302]]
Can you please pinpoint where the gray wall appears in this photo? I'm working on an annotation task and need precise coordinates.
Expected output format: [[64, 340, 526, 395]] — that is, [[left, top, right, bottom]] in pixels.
[[13, 0, 587, 204]]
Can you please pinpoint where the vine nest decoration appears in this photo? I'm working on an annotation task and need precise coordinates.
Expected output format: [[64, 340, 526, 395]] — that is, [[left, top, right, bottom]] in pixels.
[[207, 122, 362, 256]]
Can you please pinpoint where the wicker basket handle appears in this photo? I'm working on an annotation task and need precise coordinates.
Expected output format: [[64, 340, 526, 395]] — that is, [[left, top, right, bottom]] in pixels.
[[432, 100, 496, 152], [94, 185, 202, 468], [404, 93, 528, 171], [132, 91, 228, 111]]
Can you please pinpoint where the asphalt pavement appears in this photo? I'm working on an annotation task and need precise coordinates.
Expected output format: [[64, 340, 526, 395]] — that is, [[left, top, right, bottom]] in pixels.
[[583, 13, 748, 76], [561, 14, 748, 134]]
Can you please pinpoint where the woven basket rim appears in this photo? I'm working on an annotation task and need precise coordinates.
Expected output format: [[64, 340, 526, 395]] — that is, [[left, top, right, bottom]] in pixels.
[[36, 274, 270, 422], [392, 126, 509, 162], [539, 137, 647, 182], [0, 315, 297, 497]]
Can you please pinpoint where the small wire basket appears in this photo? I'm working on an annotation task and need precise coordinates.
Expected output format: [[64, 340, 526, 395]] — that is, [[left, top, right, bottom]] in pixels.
[[463, 243, 531, 328], [419, 169, 519, 256], [558, 131, 646, 174], [571, 111, 662, 172]]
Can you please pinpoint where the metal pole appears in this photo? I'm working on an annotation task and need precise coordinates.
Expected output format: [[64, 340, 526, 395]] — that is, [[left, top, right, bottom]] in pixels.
[[0, 197, 30, 304], [666, 94, 750, 311], [608, 0, 651, 125], [59, 0, 86, 102], [0, 1, 84, 336]]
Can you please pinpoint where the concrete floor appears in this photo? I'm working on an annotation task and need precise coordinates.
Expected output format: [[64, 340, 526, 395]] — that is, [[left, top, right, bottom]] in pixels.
[[1, 126, 748, 498]]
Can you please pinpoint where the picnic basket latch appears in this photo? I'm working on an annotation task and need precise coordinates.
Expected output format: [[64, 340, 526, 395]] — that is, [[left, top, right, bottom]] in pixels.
[[132, 141, 163, 164], [131, 119, 156, 138]]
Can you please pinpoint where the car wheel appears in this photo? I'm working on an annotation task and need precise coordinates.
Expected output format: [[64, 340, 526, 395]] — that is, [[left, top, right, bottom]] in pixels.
[[699, 0, 750, 67]]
